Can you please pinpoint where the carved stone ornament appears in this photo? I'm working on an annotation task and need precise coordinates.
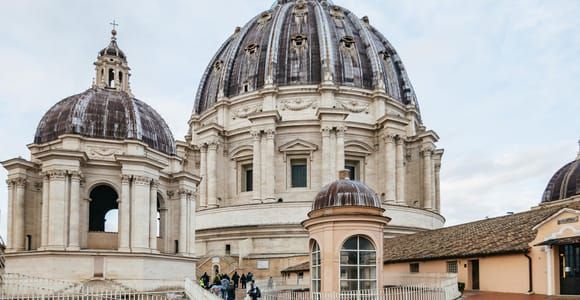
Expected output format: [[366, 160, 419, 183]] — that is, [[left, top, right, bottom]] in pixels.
[[337, 99, 369, 113], [133, 175, 152, 185], [233, 103, 263, 119], [87, 146, 122, 160], [279, 98, 317, 111]]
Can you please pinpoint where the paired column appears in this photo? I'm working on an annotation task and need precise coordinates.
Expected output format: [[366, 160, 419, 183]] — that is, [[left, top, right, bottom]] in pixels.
[[336, 126, 346, 173], [188, 190, 197, 255], [423, 147, 434, 210], [251, 130, 262, 201], [149, 181, 159, 252], [13, 178, 27, 251], [395, 137, 406, 204], [67, 172, 81, 250], [321, 127, 332, 184], [206, 141, 219, 208], [384, 135, 396, 203], [5, 180, 14, 251], [40, 174, 49, 248], [47, 170, 66, 249], [199, 146, 208, 208], [118, 175, 131, 252], [130, 176, 151, 252], [178, 188, 190, 255], [435, 164, 441, 211], [264, 129, 276, 200]]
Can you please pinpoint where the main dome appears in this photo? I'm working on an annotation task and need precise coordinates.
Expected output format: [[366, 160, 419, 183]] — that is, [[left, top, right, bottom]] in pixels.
[[34, 88, 176, 155], [194, 0, 418, 114]]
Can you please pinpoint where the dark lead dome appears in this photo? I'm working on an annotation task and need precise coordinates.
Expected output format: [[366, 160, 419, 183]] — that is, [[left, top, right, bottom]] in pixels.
[[99, 30, 126, 60], [542, 152, 580, 203], [194, 0, 419, 114], [313, 174, 381, 210], [34, 88, 176, 155]]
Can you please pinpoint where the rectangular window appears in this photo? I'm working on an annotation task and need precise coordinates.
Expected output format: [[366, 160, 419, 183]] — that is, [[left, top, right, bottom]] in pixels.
[[291, 159, 308, 188], [410, 262, 419, 273], [241, 164, 253, 192], [447, 261, 458, 273], [225, 244, 231, 255], [345, 160, 360, 181]]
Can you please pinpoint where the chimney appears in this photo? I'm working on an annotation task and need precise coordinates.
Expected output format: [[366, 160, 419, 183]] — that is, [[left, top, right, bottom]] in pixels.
[[339, 169, 350, 180]]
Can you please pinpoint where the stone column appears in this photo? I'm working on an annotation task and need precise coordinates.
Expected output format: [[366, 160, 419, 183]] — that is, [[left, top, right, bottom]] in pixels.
[[13, 178, 27, 251], [178, 189, 190, 255], [40, 174, 49, 248], [118, 175, 131, 252], [207, 142, 218, 208], [199, 146, 208, 208], [336, 126, 346, 173], [149, 180, 159, 252], [423, 148, 433, 210], [435, 164, 441, 211], [321, 126, 332, 185], [251, 130, 262, 201], [384, 135, 396, 203], [6, 179, 14, 251], [67, 172, 81, 250], [188, 189, 197, 255], [47, 170, 66, 249], [132, 176, 151, 252], [264, 129, 276, 200], [395, 137, 406, 204]]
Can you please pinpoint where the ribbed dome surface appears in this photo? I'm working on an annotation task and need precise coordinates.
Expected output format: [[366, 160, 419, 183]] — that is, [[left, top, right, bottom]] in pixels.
[[99, 34, 126, 60], [313, 179, 381, 210], [34, 88, 176, 155], [542, 156, 580, 203], [194, 0, 418, 114]]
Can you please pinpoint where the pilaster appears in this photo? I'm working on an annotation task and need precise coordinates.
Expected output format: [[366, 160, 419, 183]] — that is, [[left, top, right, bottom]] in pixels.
[[395, 136, 406, 204], [384, 134, 396, 203], [67, 171, 82, 250], [264, 129, 276, 201], [149, 180, 159, 252], [118, 174, 131, 252], [206, 140, 219, 208], [251, 130, 262, 202], [130, 175, 151, 252]]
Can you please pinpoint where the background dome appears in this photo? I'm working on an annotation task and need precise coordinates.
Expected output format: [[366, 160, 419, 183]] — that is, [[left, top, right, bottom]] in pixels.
[[34, 88, 176, 155], [194, 0, 418, 114], [313, 176, 381, 210], [542, 154, 580, 203]]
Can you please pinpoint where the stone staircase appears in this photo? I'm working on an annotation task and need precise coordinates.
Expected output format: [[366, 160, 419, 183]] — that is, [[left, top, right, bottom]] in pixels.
[[196, 255, 242, 279]]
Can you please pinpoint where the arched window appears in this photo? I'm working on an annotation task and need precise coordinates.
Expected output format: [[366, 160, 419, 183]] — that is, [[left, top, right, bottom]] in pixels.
[[311, 240, 321, 293], [340, 235, 377, 291], [89, 185, 119, 232]]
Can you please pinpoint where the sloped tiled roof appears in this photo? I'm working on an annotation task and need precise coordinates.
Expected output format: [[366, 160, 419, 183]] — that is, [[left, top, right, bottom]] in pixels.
[[383, 201, 580, 263], [281, 261, 309, 273]]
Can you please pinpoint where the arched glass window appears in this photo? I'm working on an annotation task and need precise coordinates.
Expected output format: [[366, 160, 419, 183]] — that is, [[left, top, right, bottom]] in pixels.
[[340, 235, 377, 291], [311, 240, 321, 293]]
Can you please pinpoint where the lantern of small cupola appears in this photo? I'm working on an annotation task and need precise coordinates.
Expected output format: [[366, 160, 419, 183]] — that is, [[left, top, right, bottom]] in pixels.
[[302, 170, 390, 293]]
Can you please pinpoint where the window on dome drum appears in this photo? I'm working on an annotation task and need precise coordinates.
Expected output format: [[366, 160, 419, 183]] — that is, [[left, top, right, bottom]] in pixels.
[[89, 185, 119, 232], [311, 241, 321, 293], [241, 163, 253, 192], [410, 262, 419, 273], [447, 261, 458, 273], [340, 235, 377, 291], [345, 160, 360, 181], [291, 159, 308, 188], [108, 68, 115, 87]]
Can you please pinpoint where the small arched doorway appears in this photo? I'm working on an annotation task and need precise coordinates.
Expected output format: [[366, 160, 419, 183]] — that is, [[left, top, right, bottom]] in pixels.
[[87, 185, 119, 250]]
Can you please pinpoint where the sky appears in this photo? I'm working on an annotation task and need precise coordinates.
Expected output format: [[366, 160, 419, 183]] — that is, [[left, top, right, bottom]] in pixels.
[[0, 0, 578, 237]]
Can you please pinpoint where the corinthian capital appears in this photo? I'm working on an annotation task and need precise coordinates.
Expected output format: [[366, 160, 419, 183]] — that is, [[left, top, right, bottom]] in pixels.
[[47, 169, 67, 180], [383, 134, 396, 144], [264, 129, 276, 140], [5, 179, 14, 188], [395, 135, 407, 145], [121, 174, 132, 184], [133, 175, 152, 185], [207, 140, 220, 150], [321, 126, 332, 136], [250, 129, 261, 140], [178, 188, 194, 197], [336, 126, 347, 137]]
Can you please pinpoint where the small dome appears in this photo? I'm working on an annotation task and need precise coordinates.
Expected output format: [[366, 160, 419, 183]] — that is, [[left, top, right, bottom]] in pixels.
[[34, 88, 176, 155], [98, 33, 126, 60], [194, 0, 419, 115], [542, 151, 580, 203], [313, 171, 381, 210]]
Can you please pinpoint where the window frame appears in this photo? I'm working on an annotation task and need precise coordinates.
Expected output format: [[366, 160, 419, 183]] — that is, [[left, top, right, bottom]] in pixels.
[[446, 260, 458, 273], [409, 262, 420, 273], [286, 155, 311, 190], [339, 235, 377, 291], [311, 240, 321, 293], [240, 163, 253, 192]]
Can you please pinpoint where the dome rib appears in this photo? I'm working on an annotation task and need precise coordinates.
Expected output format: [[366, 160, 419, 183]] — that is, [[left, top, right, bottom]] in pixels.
[[542, 158, 580, 203]]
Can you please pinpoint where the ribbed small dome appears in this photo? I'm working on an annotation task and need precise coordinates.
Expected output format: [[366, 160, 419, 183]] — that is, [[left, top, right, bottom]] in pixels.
[[34, 88, 176, 155], [194, 0, 419, 115], [542, 153, 580, 203], [313, 177, 381, 210], [98, 31, 126, 60]]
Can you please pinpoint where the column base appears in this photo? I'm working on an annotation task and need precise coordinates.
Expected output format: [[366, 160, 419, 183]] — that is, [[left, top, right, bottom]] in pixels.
[[130, 247, 151, 253], [65, 246, 81, 251], [118, 247, 131, 253], [43, 246, 66, 251]]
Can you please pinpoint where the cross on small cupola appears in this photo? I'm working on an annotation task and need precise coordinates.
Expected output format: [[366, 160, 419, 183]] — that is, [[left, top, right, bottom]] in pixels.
[[93, 21, 132, 95]]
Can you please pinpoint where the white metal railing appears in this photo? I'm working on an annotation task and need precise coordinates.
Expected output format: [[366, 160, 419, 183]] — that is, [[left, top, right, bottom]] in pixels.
[[254, 277, 309, 292], [383, 272, 460, 300], [184, 277, 222, 300], [0, 286, 181, 300], [260, 285, 457, 300]]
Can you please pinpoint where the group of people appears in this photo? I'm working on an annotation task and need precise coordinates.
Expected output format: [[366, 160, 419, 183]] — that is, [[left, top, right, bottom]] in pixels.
[[199, 271, 261, 300]]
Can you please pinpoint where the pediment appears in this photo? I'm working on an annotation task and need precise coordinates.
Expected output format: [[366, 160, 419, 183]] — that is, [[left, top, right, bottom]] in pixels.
[[345, 141, 373, 155], [230, 145, 254, 160], [278, 139, 318, 153]]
